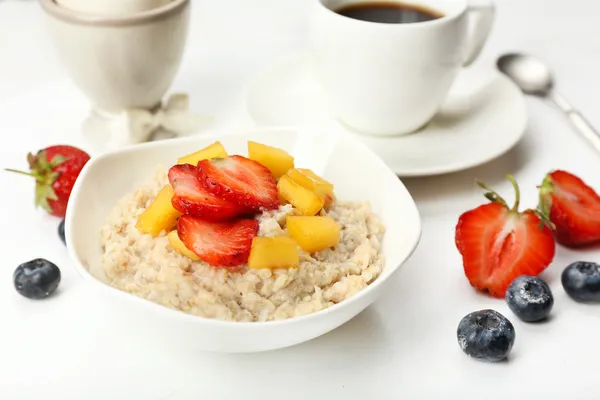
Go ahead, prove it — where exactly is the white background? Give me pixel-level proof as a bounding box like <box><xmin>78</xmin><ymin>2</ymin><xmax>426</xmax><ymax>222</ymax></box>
<box><xmin>2</xmin><ymin>0</ymin><xmax>600</xmax><ymax>398</ymax></box>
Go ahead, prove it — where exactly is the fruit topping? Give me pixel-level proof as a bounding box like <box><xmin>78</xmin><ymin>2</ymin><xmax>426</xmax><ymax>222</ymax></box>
<box><xmin>169</xmin><ymin>164</ymin><xmax>247</xmax><ymax>221</ymax></box>
<box><xmin>561</xmin><ymin>261</ymin><xmax>600</xmax><ymax>303</ymax></box>
<box><xmin>177</xmin><ymin>215</ymin><xmax>259</xmax><ymax>267</ymax></box>
<box><xmin>6</xmin><ymin>145</ymin><xmax>90</xmax><ymax>218</ymax></box>
<box><xmin>14</xmin><ymin>259</ymin><xmax>61</xmax><ymax>300</ymax></box>
<box><xmin>177</xmin><ymin>141</ymin><xmax>228</xmax><ymax>165</ymax></box>
<box><xmin>197</xmin><ymin>155</ymin><xmax>279</xmax><ymax>211</ymax></box>
<box><xmin>58</xmin><ymin>219</ymin><xmax>66</xmax><ymax>245</ymax></box>
<box><xmin>457</xmin><ymin>309</ymin><xmax>515</xmax><ymax>362</ymax></box>
<box><xmin>248</xmin><ymin>237</ymin><xmax>299</xmax><ymax>270</ymax></box>
<box><xmin>505</xmin><ymin>275</ymin><xmax>554</xmax><ymax>322</ymax></box>
<box><xmin>167</xmin><ymin>230</ymin><xmax>200</xmax><ymax>261</ymax></box>
<box><xmin>248</xmin><ymin>141</ymin><xmax>295</xmax><ymax>179</ymax></box>
<box><xmin>455</xmin><ymin>175</ymin><xmax>555</xmax><ymax>298</ymax></box>
<box><xmin>538</xmin><ymin>170</ymin><xmax>600</xmax><ymax>247</ymax></box>
<box><xmin>278</xmin><ymin>192</ymin><xmax>289</xmax><ymax>205</ymax></box>
<box><xmin>136</xmin><ymin>185</ymin><xmax>182</xmax><ymax>236</ymax></box>
<box><xmin>134</xmin><ymin>141</ymin><xmax>343</xmax><ymax>267</ymax></box>
<box><xmin>287</xmin><ymin>168</ymin><xmax>335</xmax><ymax>206</ymax></box>
<box><xmin>277</xmin><ymin>175</ymin><xmax>324</xmax><ymax>216</ymax></box>
<box><xmin>286</xmin><ymin>215</ymin><xmax>340</xmax><ymax>253</ymax></box>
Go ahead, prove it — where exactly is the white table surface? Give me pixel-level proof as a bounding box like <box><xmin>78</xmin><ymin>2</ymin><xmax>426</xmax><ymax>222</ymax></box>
<box><xmin>2</xmin><ymin>0</ymin><xmax>600</xmax><ymax>399</ymax></box>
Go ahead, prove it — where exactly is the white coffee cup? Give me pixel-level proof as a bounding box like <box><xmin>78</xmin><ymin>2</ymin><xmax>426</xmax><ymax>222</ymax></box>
<box><xmin>310</xmin><ymin>0</ymin><xmax>495</xmax><ymax>136</ymax></box>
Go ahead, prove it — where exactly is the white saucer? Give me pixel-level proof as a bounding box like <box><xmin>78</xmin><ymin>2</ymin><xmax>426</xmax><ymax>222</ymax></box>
<box><xmin>245</xmin><ymin>53</ymin><xmax>528</xmax><ymax>177</ymax></box>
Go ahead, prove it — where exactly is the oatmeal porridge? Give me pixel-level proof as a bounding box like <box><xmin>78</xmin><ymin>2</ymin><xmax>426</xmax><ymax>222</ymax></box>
<box><xmin>99</xmin><ymin>141</ymin><xmax>386</xmax><ymax>322</ymax></box>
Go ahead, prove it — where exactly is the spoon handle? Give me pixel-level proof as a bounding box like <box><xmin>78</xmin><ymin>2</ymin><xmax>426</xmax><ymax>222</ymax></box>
<box><xmin>549</xmin><ymin>92</ymin><xmax>600</xmax><ymax>154</ymax></box>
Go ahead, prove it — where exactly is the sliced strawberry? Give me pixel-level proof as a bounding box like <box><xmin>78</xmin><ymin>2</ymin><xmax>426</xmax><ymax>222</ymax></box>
<box><xmin>177</xmin><ymin>215</ymin><xmax>259</xmax><ymax>267</ymax></box>
<box><xmin>455</xmin><ymin>176</ymin><xmax>556</xmax><ymax>298</ymax></box>
<box><xmin>168</xmin><ymin>164</ymin><xmax>248</xmax><ymax>221</ymax></box>
<box><xmin>197</xmin><ymin>155</ymin><xmax>279</xmax><ymax>212</ymax></box>
<box><xmin>538</xmin><ymin>170</ymin><xmax>600</xmax><ymax>247</ymax></box>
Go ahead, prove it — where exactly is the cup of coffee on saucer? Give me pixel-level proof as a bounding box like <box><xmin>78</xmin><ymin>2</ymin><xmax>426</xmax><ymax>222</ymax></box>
<box><xmin>310</xmin><ymin>0</ymin><xmax>495</xmax><ymax>136</ymax></box>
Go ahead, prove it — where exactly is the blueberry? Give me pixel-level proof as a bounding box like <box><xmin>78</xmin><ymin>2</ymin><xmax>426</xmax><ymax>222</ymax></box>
<box><xmin>457</xmin><ymin>309</ymin><xmax>515</xmax><ymax>362</ymax></box>
<box><xmin>14</xmin><ymin>259</ymin><xmax>61</xmax><ymax>300</ymax></box>
<box><xmin>505</xmin><ymin>275</ymin><xmax>553</xmax><ymax>322</ymax></box>
<box><xmin>562</xmin><ymin>261</ymin><xmax>600</xmax><ymax>302</ymax></box>
<box><xmin>58</xmin><ymin>219</ymin><xmax>66</xmax><ymax>245</ymax></box>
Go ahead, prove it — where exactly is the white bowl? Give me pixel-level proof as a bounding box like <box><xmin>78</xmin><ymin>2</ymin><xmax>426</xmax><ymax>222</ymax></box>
<box><xmin>65</xmin><ymin>127</ymin><xmax>421</xmax><ymax>353</ymax></box>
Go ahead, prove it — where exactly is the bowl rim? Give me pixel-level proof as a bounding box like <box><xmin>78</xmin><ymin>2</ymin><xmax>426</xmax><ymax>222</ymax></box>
<box><xmin>66</xmin><ymin>126</ymin><xmax>422</xmax><ymax>328</ymax></box>
<box><xmin>39</xmin><ymin>0</ymin><xmax>189</xmax><ymax>27</ymax></box>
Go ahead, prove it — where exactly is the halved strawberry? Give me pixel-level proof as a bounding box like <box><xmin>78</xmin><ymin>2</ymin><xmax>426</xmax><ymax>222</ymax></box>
<box><xmin>455</xmin><ymin>175</ymin><xmax>556</xmax><ymax>298</ymax></box>
<box><xmin>538</xmin><ymin>170</ymin><xmax>600</xmax><ymax>247</ymax></box>
<box><xmin>177</xmin><ymin>215</ymin><xmax>259</xmax><ymax>267</ymax></box>
<box><xmin>197</xmin><ymin>155</ymin><xmax>279</xmax><ymax>212</ymax></box>
<box><xmin>168</xmin><ymin>164</ymin><xmax>248</xmax><ymax>221</ymax></box>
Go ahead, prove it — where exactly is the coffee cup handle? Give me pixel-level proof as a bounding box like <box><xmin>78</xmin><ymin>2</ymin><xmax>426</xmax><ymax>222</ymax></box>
<box><xmin>462</xmin><ymin>0</ymin><xmax>496</xmax><ymax>67</ymax></box>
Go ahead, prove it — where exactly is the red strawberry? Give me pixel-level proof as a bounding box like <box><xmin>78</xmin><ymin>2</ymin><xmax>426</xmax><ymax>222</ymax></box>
<box><xmin>538</xmin><ymin>170</ymin><xmax>600</xmax><ymax>247</ymax></box>
<box><xmin>197</xmin><ymin>155</ymin><xmax>279</xmax><ymax>212</ymax></box>
<box><xmin>455</xmin><ymin>175</ymin><xmax>555</xmax><ymax>298</ymax></box>
<box><xmin>177</xmin><ymin>215</ymin><xmax>259</xmax><ymax>267</ymax></box>
<box><xmin>168</xmin><ymin>164</ymin><xmax>248</xmax><ymax>221</ymax></box>
<box><xmin>6</xmin><ymin>145</ymin><xmax>90</xmax><ymax>217</ymax></box>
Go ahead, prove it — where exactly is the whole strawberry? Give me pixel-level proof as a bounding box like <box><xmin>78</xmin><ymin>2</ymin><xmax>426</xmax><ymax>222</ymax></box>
<box><xmin>455</xmin><ymin>175</ymin><xmax>556</xmax><ymax>298</ymax></box>
<box><xmin>538</xmin><ymin>170</ymin><xmax>600</xmax><ymax>247</ymax></box>
<box><xmin>6</xmin><ymin>145</ymin><xmax>90</xmax><ymax>218</ymax></box>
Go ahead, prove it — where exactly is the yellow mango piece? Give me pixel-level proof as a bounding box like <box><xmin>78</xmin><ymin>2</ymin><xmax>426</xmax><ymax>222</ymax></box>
<box><xmin>277</xmin><ymin>175</ymin><xmax>324</xmax><ymax>216</ymax></box>
<box><xmin>136</xmin><ymin>185</ymin><xmax>182</xmax><ymax>236</ymax></box>
<box><xmin>286</xmin><ymin>216</ymin><xmax>340</xmax><ymax>253</ymax></box>
<box><xmin>278</xmin><ymin>192</ymin><xmax>289</xmax><ymax>205</ymax></box>
<box><xmin>287</xmin><ymin>168</ymin><xmax>334</xmax><ymax>203</ymax></box>
<box><xmin>177</xmin><ymin>141</ymin><xmax>228</xmax><ymax>165</ymax></box>
<box><xmin>248</xmin><ymin>141</ymin><xmax>294</xmax><ymax>178</ymax></box>
<box><xmin>248</xmin><ymin>237</ymin><xmax>299</xmax><ymax>270</ymax></box>
<box><xmin>167</xmin><ymin>230</ymin><xmax>200</xmax><ymax>261</ymax></box>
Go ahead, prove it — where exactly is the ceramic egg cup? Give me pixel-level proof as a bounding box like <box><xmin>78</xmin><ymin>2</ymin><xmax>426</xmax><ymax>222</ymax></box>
<box><xmin>40</xmin><ymin>0</ymin><xmax>207</xmax><ymax>152</ymax></box>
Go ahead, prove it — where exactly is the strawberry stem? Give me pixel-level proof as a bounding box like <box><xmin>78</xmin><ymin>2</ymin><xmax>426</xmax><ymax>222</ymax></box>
<box><xmin>477</xmin><ymin>174</ymin><xmax>522</xmax><ymax>211</ymax></box>
<box><xmin>476</xmin><ymin>180</ymin><xmax>508</xmax><ymax>208</ymax></box>
<box><xmin>4</xmin><ymin>168</ymin><xmax>41</xmax><ymax>181</ymax></box>
<box><xmin>507</xmin><ymin>174</ymin><xmax>520</xmax><ymax>212</ymax></box>
<box><xmin>536</xmin><ymin>173</ymin><xmax>555</xmax><ymax>231</ymax></box>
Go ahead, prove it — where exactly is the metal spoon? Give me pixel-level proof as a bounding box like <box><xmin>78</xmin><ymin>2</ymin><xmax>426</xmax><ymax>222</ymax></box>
<box><xmin>497</xmin><ymin>53</ymin><xmax>600</xmax><ymax>153</ymax></box>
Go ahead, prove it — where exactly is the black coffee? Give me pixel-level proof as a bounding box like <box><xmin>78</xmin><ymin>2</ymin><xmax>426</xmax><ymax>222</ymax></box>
<box><xmin>335</xmin><ymin>1</ymin><xmax>443</xmax><ymax>24</ymax></box>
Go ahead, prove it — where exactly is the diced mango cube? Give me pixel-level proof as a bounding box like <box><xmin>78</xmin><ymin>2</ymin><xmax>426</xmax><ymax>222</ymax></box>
<box><xmin>248</xmin><ymin>141</ymin><xmax>294</xmax><ymax>178</ymax></box>
<box><xmin>286</xmin><ymin>216</ymin><xmax>340</xmax><ymax>253</ymax></box>
<box><xmin>277</xmin><ymin>175</ymin><xmax>324</xmax><ymax>216</ymax></box>
<box><xmin>136</xmin><ymin>185</ymin><xmax>182</xmax><ymax>236</ymax></box>
<box><xmin>287</xmin><ymin>168</ymin><xmax>334</xmax><ymax>203</ymax></box>
<box><xmin>248</xmin><ymin>237</ymin><xmax>299</xmax><ymax>270</ymax></box>
<box><xmin>278</xmin><ymin>192</ymin><xmax>289</xmax><ymax>205</ymax></box>
<box><xmin>177</xmin><ymin>141</ymin><xmax>228</xmax><ymax>165</ymax></box>
<box><xmin>167</xmin><ymin>230</ymin><xmax>200</xmax><ymax>261</ymax></box>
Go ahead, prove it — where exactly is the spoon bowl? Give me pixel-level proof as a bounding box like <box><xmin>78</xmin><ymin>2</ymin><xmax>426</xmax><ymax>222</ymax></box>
<box><xmin>497</xmin><ymin>53</ymin><xmax>555</xmax><ymax>96</ymax></box>
<box><xmin>497</xmin><ymin>52</ymin><xmax>600</xmax><ymax>154</ymax></box>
